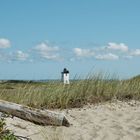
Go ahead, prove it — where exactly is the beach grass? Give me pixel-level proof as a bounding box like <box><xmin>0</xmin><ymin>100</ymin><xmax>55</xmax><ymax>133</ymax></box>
<box><xmin>0</xmin><ymin>73</ymin><xmax>140</xmax><ymax>109</ymax></box>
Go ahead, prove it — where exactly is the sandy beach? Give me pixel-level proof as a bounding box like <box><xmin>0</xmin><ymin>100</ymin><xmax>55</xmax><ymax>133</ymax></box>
<box><xmin>4</xmin><ymin>100</ymin><xmax>140</xmax><ymax>140</ymax></box>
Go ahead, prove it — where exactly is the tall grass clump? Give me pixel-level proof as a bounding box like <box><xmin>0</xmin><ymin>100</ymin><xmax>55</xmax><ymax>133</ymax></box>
<box><xmin>0</xmin><ymin>73</ymin><xmax>140</xmax><ymax>109</ymax></box>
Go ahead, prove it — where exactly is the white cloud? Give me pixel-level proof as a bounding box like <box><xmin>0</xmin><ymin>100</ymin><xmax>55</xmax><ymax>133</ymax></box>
<box><xmin>35</xmin><ymin>42</ymin><xmax>60</xmax><ymax>60</ymax></box>
<box><xmin>73</xmin><ymin>48</ymin><xmax>95</xmax><ymax>57</ymax></box>
<box><xmin>0</xmin><ymin>38</ymin><xmax>11</xmax><ymax>48</ymax></box>
<box><xmin>12</xmin><ymin>51</ymin><xmax>29</xmax><ymax>61</ymax></box>
<box><xmin>130</xmin><ymin>49</ymin><xmax>140</xmax><ymax>56</ymax></box>
<box><xmin>95</xmin><ymin>53</ymin><xmax>119</xmax><ymax>60</ymax></box>
<box><xmin>106</xmin><ymin>42</ymin><xmax>128</xmax><ymax>52</ymax></box>
<box><xmin>35</xmin><ymin>42</ymin><xmax>59</xmax><ymax>52</ymax></box>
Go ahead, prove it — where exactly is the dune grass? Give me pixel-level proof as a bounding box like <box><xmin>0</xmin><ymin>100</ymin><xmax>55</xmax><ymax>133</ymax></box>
<box><xmin>0</xmin><ymin>73</ymin><xmax>140</xmax><ymax>109</ymax></box>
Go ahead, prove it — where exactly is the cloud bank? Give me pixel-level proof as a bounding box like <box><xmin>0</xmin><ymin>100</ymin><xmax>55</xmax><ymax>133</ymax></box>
<box><xmin>72</xmin><ymin>42</ymin><xmax>139</xmax><ymax>61</ymax></box>
<box><xmin>0</xmin><ymin>38</ymin><xmax>140</xmax><ymax>62</ymax></box>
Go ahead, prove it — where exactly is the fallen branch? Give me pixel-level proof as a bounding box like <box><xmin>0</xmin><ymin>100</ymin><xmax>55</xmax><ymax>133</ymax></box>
<box><xmin>0</xmin><ymin>100</ymin><xmax>69</xmax><ymax>127</ymax></box>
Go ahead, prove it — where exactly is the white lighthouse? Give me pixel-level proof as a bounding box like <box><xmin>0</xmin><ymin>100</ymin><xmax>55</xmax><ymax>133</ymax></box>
<box><xmin>61</xmin><ymin>68</ymin><xmax>70</xmax><ymax>84</ymax></box>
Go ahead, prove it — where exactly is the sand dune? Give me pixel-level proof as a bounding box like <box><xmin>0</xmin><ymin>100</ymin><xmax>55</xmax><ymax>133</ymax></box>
<box><xmin>4</xmin><ymin>100</ymin><xmax>140</xmax><ymax>140</ymax></box>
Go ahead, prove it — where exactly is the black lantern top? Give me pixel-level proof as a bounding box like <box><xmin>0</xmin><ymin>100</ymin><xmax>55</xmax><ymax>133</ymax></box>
<box><xmin>62</xmin><ymin>68</ymin><xmax>69</xmax><ymax>74</ymax></box>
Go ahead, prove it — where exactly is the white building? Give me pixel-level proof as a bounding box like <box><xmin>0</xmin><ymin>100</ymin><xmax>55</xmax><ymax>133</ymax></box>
<box><xmin>61</xmin><ymin>68</ymin><xmax>70</xmax><ymax>84</ymax></box>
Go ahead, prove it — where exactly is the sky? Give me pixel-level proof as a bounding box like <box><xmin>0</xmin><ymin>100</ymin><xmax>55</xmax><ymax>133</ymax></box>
<box><xmin>0</xmin><ymin>0</ymin><xmax>140</xmax><ymax>80</ymax></box>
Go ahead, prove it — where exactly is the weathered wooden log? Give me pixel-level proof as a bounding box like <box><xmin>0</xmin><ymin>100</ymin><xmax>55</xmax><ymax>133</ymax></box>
<box><xmin>0</xmin><ymin>100</ymin><xmax>69</xmax><ymax>127</ymax></box>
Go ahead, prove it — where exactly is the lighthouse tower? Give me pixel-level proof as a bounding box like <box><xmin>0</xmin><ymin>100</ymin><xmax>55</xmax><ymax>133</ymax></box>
<box><xmin>61</xmin><ymin>68</ymin><xmax>70</xmax><ymax>84</ymax></box>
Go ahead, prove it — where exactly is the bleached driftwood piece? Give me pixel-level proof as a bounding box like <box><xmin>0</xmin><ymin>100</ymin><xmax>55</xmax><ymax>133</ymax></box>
<box><xmin>0</xmin><ymin>100</ymin><xmax>69</xmax><ymax>127</ymax></box>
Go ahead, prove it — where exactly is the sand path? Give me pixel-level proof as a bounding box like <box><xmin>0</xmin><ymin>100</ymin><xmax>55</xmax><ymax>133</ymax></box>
<box><xmin>4</xmin><ymin>100</ymin><xmax>140</xmax><ymax>140</ymax></box>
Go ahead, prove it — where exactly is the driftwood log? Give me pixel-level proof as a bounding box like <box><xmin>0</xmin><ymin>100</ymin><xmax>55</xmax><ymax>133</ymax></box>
<box><xmin>0</xmin><ymin>100</ymin><xmax>69</xmax><ymax>127</ymax></box>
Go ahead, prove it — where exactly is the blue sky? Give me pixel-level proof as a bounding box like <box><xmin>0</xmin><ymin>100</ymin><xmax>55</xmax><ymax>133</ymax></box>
<box><xmin>0</xmin><ymin>0</ymin><xmax>140</xmax><ymax>80</ymax></box>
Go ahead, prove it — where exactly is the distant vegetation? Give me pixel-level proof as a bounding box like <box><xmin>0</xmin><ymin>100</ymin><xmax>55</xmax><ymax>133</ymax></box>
<box><xmin>0</xmin><ymin>73</ymin><xmax>140</xmax><ymax>109</ymax></box>
<box><xmin>129</xmin><ymin>75</ymin><xmax>140</xmax><ymax>81</ymax></box>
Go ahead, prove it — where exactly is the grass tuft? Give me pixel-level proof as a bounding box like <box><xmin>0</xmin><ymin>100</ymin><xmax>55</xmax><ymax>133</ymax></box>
<box><xmin>0</xmin><ymin>73</ymin><xmax>140</xmax><ymax>109</ymax></box>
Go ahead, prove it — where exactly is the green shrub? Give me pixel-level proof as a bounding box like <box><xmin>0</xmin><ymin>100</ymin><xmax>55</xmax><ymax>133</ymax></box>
<box><xmin>0</xmin><ymin>118</ymin><xmax>17</xmax><ymax>140</ymax></box>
